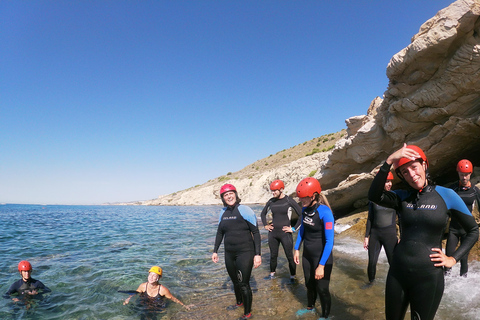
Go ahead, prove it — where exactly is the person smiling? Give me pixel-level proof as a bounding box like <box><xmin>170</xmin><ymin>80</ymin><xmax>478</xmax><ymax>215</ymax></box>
<box><xmin>4</xmin><ymin>260</ymin><xmax>51</xmax><ymax>302</ymax></box>
<box><xmin>293</xmin><ymin>177</ymin><xmax>335</xmax><ymax>320</ymax></box>
<box><xmin>368</xmin><ymin>144</ymin><xmax>479</xmax><ymax>320</ymax></box>
<box><xmin>212</xmin><ymin>184</ymin><xmax>261</xmax><ymax>320</ymax></box>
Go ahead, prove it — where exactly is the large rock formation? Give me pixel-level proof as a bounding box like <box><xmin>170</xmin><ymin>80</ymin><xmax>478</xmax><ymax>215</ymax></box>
<box><xmin>133</xmin><ymin>0</ymin><xmax>480</xmax><ymax>217</ymax></box>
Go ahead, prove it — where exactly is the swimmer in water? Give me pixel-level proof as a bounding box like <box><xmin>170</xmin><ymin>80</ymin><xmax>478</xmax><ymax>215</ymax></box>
<box><xmin>4</xmin><ymin>260</ymin><xmax>51</xmax><ymax>302</ymax></box>
<box><xmin>123</xmin><ymin>266</ymin><xmax>190</xmax><ymax>311</ymax></box>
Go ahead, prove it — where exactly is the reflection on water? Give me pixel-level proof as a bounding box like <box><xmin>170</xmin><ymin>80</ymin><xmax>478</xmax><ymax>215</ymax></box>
<box><xmin>0</xmin><ymin>204</ymin><xmax>478</xmax><ymax>319</ymax></box>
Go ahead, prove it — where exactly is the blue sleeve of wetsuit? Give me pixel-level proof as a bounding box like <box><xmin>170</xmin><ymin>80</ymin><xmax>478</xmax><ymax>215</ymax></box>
<box><xmin>238</xmin><ymin>205</ymin><xmax>262</xmax><ymax>255</ymax></box>
<box><xmin>318</xmin><ymin>205</ymin><xmax>335</xmax><ymax>266</ymax></box>
<box><xmin>294</xmin><ymin>216</ymin><xmax>304</xmax><ymax>250</ymax></box>
<box><xmin>437</xmin><ymin>186</ymin><xmax>479</xmax><ymax>262</ymax></box>
<box><xmin>260</xmin><ymin>199</ymin><xmax>272</xmax><ymax>226</ymax></box>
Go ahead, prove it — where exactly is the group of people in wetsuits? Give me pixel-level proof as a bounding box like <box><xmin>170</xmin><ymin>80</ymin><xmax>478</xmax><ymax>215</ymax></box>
<box><xmin>5</xmin><ymin>144</ymin><xmax>479</xmax><ymax>320</ymax></box>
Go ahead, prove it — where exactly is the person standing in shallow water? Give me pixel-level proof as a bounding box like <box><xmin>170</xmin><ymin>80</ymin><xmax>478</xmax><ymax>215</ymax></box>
<box><xmin>363</xmin><ymin>171</ymin><xmax>398</xmax><ymax>285</ymax></box>
<box><xmin>293</xmin><ymin>177</ymin><xmax>334</xmax><ymax>320</ymax></box>
<box><xmin>261</xmin><ymin>179</ymin><xmax>302</xmax><ymax>283</ymax></box>
<box><xmin>212</xmin><ymin>184</ymin><xmax>261</xmax><ymax>320</ymax></box>
<box><xmin>368</xmin><ymin>144</ymin><xmax>479</xmax><ymax>320</ymax></box>
<box><xmin>444</xmin><ymin>159</ymin><xmax>480</xmax><ymax>277</ymax></box>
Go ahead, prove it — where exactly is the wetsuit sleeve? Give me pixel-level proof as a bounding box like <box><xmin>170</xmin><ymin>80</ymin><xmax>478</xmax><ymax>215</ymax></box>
<box><xmin>213</xmin><ymin>210</ymin><xmax>226</xmax><ymax>253</ymax></box>
<box><xmin>294</xmin><ymin>216</ymin><xmax>304</xmax><ymax>250</ymax></box>
<box><xmin>475</xmin><ymin>186</ymin><xmax>480</xmax><ymax>211</ymax></box>
<box><xmin>368</xmin><ymin>162</ymin><xmax>402</xmax><ymax>209</ymax></box>
<box><xmin>238</xmin><ymin>205</ymin><xmax>262</xmax><ymax>255</ymax></box>
<box><xmin>437</xmin><ymin>186</ymin><xmax>479</xmax><ymax>262</ymax></box>
<box><xmin>3</xmin><ymin>280</ymin><xmax>21</xmax><ymax>298</ymax></box>
<box><xmin>260</xmin><ymin>199</ymin><xmax>272</xmax><ymax>226</ymax></box>
<box><xmin>36</xmin><ymin>280</ymin><xmax>51</xmax><ymax>293</ymax></box>
<box><xmin>318</xmin><ymin>205</ymin><xmax>335</xmax><ymax>266</ymax></box>
<box><xmin>365</xmin><ymin>202</ymin><xmax>374</xmax><ymax>237</ymax></box>
<box><xmin>287</xmin><ymin>196</ymin><xmax>303</xmax><ymax>230</ymax></box>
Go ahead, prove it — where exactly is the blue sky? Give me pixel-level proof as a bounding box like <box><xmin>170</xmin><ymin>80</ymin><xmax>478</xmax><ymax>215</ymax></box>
<box><xmin>1</xmin><ymin>0</ymin><xmax>453</xmax><ymax>205</ymax></box>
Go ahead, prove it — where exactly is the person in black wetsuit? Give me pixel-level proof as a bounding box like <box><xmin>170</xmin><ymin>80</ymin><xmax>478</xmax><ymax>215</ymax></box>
<box><xmin>212</xmin><ymin>184</ymin><xmax>261</xmax><ymax>320</ymax></box>
<box><xmin>363</xmin><ymin>171</ymin><xmax>397</xmax><ymax>285</ymax></box>
<box><xmin>261</xmin><ymin>179</ymin><xmax>302</xmax><ymax>283</ymax></box>
<box><xmin>293</xmin><ymin>177</ymin><xmax>334</xmax><ymax>320</ymax></box>
<box><xmin>444</xmin><ymin>159</ymin><xmax>480</xmax><ymax>277</ymax></box>
<box><xmin>123</xmin><ymin>266</ymin><xmax>190</xmax><ymax>310</ymax></box>
<box><xmin>368</xmin><ymin>144</ymin><xmax>479</xmax><ymax>320</ymax></box>
<box><xmin>4</xmin><ymin>260</ymin><xmax>51</xmax><ymax>302</ymax></box>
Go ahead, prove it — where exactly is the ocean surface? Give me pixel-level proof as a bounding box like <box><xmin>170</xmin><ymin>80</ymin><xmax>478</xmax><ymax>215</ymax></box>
<box><xmin>1</xmin><ymin>204</ymin><xmax>479</xmax><ymax>320</ymax></box>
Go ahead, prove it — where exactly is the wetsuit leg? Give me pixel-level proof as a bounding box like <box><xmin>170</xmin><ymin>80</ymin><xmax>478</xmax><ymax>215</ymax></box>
<box><xmin>302</xmin><ymin>255</ymin><xmax>317</xmax><ymax>307</ymax></box>
<box><xmin>408</xmin><ymin>268</ymin><xmax>444</xmax><ymax>320</ymax></box>
<box><xmin>385</xmin><ymin>268</ymin><xmax>409</xmax><ymax>320</ymax></box>
<box><xmin>459</xmin><ymin>232</ymin><xmax>469</xmax><ymax>276</ymax></box>
<box><xmin>279</xmin><ymin>232</ymin><xmax>296</xmax><ymax>276</ymax></box>
<box><xmin>444</xmin><ymin>230</ymin><xmax>460</xmax><ymax>275</ymax></box>
<box><xmin>367</xmin><ymin>229</ymin><xmax>381</xmax><ymax>282</ymax></box>
<box><xmin>316</xmin><ymin>263</ymin><xmax>332</xmax><ymax>318</ymax></box>
<box><xmin>225</xmin><ymin>250</ymin><xmax>255</xmax><ymax>315</ymax></box>
<box><xmin>268</xmin><ymin>231</ymin><xmax>280</xmax><ymax>273</ymax></box>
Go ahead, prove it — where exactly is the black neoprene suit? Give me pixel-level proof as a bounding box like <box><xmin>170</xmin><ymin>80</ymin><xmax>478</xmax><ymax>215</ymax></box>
<box><xmin>369</xmin><ymin>162</ymin><xmax>479</xmax><ymax>320</ymax></box>
<box><xmin>365</xmin><ymin>202</ymin><xmax>397</xmax><ymax>282</ymax></box>
<box><xmin>214</xmin><ymin>203</ymin><xmax>261</xmax><ymax>316</ymax></box>
<box><xmin>260</xmin><ymin>195</ymin><xmax>302</xmax><ymax>275</ymax></box>
<box><xmin>4</xmin><ymin>278</ymin><xmax>51</xmax><ymax>299</ymax></box>
<box><xmin>445</xmin><ymin>183</ymin><xmax>480</xmax><ymax>276</ymax></box>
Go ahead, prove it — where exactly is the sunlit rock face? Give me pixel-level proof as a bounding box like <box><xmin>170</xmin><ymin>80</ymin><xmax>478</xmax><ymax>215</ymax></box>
<box><xmin>320</xmin><ymin>0</ymin><xmax>480</xmax><ymax>214</ymax></box>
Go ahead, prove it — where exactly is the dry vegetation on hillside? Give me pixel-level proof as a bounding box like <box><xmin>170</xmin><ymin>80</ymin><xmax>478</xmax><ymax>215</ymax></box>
<box><xmin>212</xmin><ymin>129</ymin><xmax>347</xmax><ymax>183</ymax></box>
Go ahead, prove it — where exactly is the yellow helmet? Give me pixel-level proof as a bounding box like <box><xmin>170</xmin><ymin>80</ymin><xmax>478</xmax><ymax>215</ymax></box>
<box><xmin>149</xmin><ymin>266</ymin><xmax>162</xmax><ymax>276</ymax></box>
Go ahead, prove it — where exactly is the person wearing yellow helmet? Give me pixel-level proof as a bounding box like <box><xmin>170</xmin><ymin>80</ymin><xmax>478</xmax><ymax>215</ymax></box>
<box><xmin>123</xmin><ymin>266</ymin><xmax>190</xmax><ymax>311</ymax></box>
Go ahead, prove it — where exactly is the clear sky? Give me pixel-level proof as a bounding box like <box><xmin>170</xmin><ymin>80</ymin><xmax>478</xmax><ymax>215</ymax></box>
<box><xmin>1</xmin><ymin>0</ymin><xmax>453</xmax><ymax>205</ymax></box>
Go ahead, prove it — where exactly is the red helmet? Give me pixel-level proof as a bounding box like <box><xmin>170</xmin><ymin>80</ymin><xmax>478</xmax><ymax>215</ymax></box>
<box><xmin>270</xmin><ymin>180</ymin><xmax>284</xmax><ymax>191</ymax></box>
<box><xmin>457</xmin><ymin>159</ymin><xmax>473</xmax><ymax>173</ymax></box>
<box><xmin>296</xmin><ymin>177</ymin><xmax>321</xmax><ymax>198</ymax></box>
<box><xmin>18</xmin><ymin>260</ymin><xmax>32</xmax><ymax>272</ymax></box>
<box><xmin>387</xmin><ymin>172</ymin><xmax>394</xmax><ymax>180</ymax></box>
<box><xmin>220</xmin><ymin>184</ymin><xmax>236</xmax><ymax>196</ymax></box>
<box><xmin>394</xmin><ymin>145</ymin><xmax>428</xmax><ymax>169</ymax></box>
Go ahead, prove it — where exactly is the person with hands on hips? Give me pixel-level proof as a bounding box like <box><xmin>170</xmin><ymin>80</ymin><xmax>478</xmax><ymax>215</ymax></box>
<box><xmin>368</xmin><ymin>144</ymin><xmax>479</xmax><ymax>320</ymax></box>
<box><xmin>261</xmin><ymin>179</ymin><xmax>302</xmax><ymax>283</ymax></box>
<box><xmin>293</xmin><ymin>177</ymin><xmax>335</xmax><ymax>320</ymax></box>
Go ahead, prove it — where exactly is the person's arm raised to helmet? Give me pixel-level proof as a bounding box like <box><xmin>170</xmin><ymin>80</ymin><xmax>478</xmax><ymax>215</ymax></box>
<box><xmin>386</xmin><ymin>143</ymin><xmax>420</xmax><ymax>166</ymax></box>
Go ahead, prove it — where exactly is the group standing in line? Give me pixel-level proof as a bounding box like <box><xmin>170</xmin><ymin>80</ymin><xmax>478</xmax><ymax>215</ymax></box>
<box><xmin>5</xmin><ymin>147</ymin><xmax>479</xmax><ymax>320</ymax></box>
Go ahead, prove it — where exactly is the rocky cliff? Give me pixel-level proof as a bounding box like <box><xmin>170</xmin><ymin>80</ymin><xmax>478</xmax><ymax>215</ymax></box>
<box><xmin>133</xmin><ymin>0</ymin><xmax>480</xmax><ymax>216</ymax></box>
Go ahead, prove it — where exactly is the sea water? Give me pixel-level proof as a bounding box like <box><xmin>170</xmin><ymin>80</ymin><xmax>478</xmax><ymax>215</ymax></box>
<box><xmin>1</xmin><ymin>204</ymin><xmax>479</xmax><ymax>320</ymax></box>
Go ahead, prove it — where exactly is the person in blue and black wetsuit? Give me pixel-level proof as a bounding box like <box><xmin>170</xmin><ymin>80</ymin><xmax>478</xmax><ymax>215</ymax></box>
<box><xmin>368</xmin><ymin>144</ymin><xmax>479</xmax><ymax>320</ymax></box>
<box><xmin>445</xmin><ymin>159</ymin><xmax>480</xmax><ymax>277</ymax></box>
<box><xmin>293</xmin><ymin>177</ymin><xmax>334</xmax><ymax>320</ymax></box>
<box><xmin>4</xmin><ymin>260</ymin><xmax>51</xmax><ymax>302</ymax></box>
<box><xmin>212</xmin><ymin>184</ymin><xmax>261</xmax><ymax>320</ymax></box>
<box><xmin>363</xmin><ymin>171</ymin><xmax>398</xmax><ymax>285</ymax></box>
<box><xmin>261</xmin><ymin>179</ymin><xmax>302</xmax><ymax>283</ymax></box>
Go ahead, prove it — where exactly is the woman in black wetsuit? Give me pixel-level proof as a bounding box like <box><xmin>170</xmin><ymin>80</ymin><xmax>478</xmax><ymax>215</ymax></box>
<box><xmin>445</xmin><ymin>159</ymin><xmax>480</xmax><ymax>277</ymax></box>
<box><xmin>368</xmin><ymin>144</ymin><xmax>479</xmax><ymax>320</ymax></box>
<box><xmin>363</xmin><ymin>171</ymin><xmax>397</xmax><ymax>285</ymax></box>
<box><xmin>212</xmin><ymin>184</ymin><xmax>261</xmax><ymax>320</ymax></box>
<box><xmin>123</xmin><ymin>266</ymin><xmax>190</xmax><ymax>310</ymax></box>
<box><xmin>293</xmin><ymin>177</ymin><xmax>335</xmax><ymax>320</ymax></box>
<box><xmin>261</xmin><ymin>179</ymin><xmax>302</xmax><ymax>283</ymax></box>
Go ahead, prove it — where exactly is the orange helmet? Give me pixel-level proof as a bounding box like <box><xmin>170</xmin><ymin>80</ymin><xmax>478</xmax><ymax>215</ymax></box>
<box><xmin>270</xmin><ymin>180</ymin><xmax>284</xmax><ymax>191</ymax></box>
<box><xmin>18</xmin><ymin>260</ymin><xmax>32</xmax><ymax>272</ymax></box>
<box><xmin>457</xmin><ymin>159</ymin><xmax>473</xmax><ymax>173</ymax></box>
<box><xmin>296</xmin><ymin>177</ymin><xmax>321</xmax><ymax>198</ymax></box>
<box><xmin>220</xmin><ymin>184</ymin><xmax>236</xmax><ymax>196</ymax></box>
<box><xmin>394</xmin><ymin>145</ymin><xmax>428</xmax><ymax>169</ymax></box>
<box><xmin>387</xmin><ymin>172</ymin><xmax>394</xmax><ymax>180</ymax></box>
